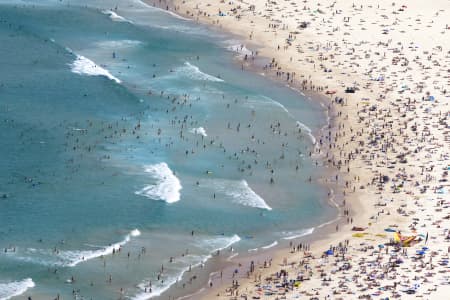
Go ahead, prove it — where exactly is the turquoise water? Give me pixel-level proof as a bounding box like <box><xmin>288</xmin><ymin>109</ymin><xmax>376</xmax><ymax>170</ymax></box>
<box><xmin>0</xmin><ymin>1</ymin><xmax>335</xmax><ymax>299</ymax></box>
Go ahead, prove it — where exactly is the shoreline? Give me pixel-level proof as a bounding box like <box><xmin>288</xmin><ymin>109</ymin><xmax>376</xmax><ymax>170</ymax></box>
<box><xmin>144</xmin><ymin>0</ymin><xmax>450</xmax><ymax>299</ymax></box>
<box><xmin>143</xmin><ymin>1</ymin><xmax>369</xmax><ymax>299</ymax></box>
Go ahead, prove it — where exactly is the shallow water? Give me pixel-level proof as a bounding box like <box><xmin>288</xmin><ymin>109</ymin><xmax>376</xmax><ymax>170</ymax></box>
<box><xmin>0</xmin><ymin>1</ymin><xmax>336</xmax><ymax>299</ymax></box>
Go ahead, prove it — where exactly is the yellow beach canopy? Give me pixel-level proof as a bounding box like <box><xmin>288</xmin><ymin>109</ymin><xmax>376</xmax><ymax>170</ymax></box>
<box><xmin>352</xmin><ymin>232</ymin><xmax>368</xmax><ymax>238</ymax></box>
<box><xmin>394</xmin><ymin>232</ymin><xmax>401</xmax><ymax>243</ymax></box>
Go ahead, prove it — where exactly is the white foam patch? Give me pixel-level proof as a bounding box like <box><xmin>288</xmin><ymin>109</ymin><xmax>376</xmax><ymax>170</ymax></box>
<box><xmin>135</xmin><ymin>163</ymin><xmax>182</xmax><ymax>203</ymax></box>
<box><xmin>96</xmin><ymin>40</ymin><xmax>142</xmax><ymax>48</ymax></box>
<box><xmin>261</xmin><ymin>241</ymin><xmax>278</xmax><ymax>249</ymax></box>
<box><xmin>175</xmin><ymin>62</ymin><xmax>224</xmax><ymax>82</ymax></box>
<box><xmin>189</xmin><ymin>127</ymin><xmax>207</xmax><ymax>137</ymax></box>
<box><xmin>131</xmin><ymin>234</ymin><xmax>240</xmax><ymax>300</ymax></box>
<box><xmin>282</xmin><ymin>227</ymin><xmax>315</xmax><ymax>240</ymax></box>
<box><xmin>12</xmin><ymin>230</ymin><xmax>140</xmax><ymax>267</ymax></box>
<box><xmin>0</xmin><ymin>278</ymin><xmax>35</xmax><ymax>300</ymax></box>
<box><xmin>102</xmin><ymin>10</ymin><xmax>132</xmax><ymax>23</ymax></box>
<box><xmin>210</xmin><ymin>179</ymin><xmax>272</xmax><ymax>210</ymax></box>
<box><xmin>70</xmin><ymin>55</ymin><xmax>121</xmax><ymax>83</ymax></box>
<box><xmin>227</xmin><ymin>253</ymin><xmax>239</xmax><ymax>261</ymax></box>
<box><xmin>226</xmin><ymin>44</ymin><xmax>253</xmax><ymax>56</ymax></box>
<box><xmin>199</xmin><ymin>234</ymin><xmax>241</xmax><ymax>253</ymax></box>
<box><xmin>145</xmin><ymin>24</ymin><xmax>194</xmax><ymax>33</ymax></box>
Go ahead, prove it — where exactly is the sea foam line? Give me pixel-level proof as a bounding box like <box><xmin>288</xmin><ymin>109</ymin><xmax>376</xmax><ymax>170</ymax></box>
<box><xmin>11</xmin><ymin>230</ymin><xmax>140</xmax><ymax>267</ymax></box>
<box><xmin>102</xmin><ymin>10</ymin><xmax>132</xmax><ymax>23</ymax></box>
<box><xmin>230</xmin><ymin>180</ymin><xmax>271</xmax><ymax>210</ymax></box>
<box><xmin>135</xmin><ymin>163</ymin><xmax>182</xmax><ymax>203</ymax></box>
<box><xmin>70</xmin><ymin>54</ymin><xmax>121</xmax><ymax>83</ymax></box>
<box><xmin>96</xmin><ymin>40</ymin><xmax>142</xmax><ymax>49</ymax></box>
<box><xmin>296</xmin><ymin>121</ymin><xmax>317</xmax><ymax>145</ymax></box>
<box><xmin>282</xmin><ymin>227</ymin><xmax>315</xmax><ymax>240</ymax></box>
<box><xmin>132</xmin><ymin>234</ymin><xmax>240</xmax><ymax>300</ymax></box>
<box><xmin>60</xmin><ymin>229</ymin><xmax>141</xmax><ymax>267</ymax></box>
<box><xmin>261</xmin><ymin>241</ymin><xmax>278</xmax><ymax>249</ymax></box>
<box><xmin>209</xmin><ymin>179</ymin><xmax>272</xmax><ymax>210</ymax></box>
<box><xmin>0</xmin><ymin>278</ymin><xmax>35</xmax><ymax>300</ymax></box>
<box><xmin>176</xmin><ymin>62</ymin><xmax>224</xmax><ymax>82</ymax></box>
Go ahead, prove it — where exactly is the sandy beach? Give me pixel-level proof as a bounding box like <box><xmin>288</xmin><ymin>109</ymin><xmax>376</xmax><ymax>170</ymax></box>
<box><xmin>143</xmin><ymin>0</ymin><xmax>450</xmax><ymax>299</ymax></box>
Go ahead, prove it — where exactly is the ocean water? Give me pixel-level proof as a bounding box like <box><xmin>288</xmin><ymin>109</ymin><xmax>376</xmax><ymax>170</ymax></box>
<box><xmin>0</xmin><ymin>1</ymin><xmax>336</xmax><ymax>299</ymax></box>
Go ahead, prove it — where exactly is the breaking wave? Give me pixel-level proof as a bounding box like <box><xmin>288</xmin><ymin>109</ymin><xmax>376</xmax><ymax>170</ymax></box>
<box><xmin>0</xmin><ymin>278</ymin><xmax>35</xmax><ymax>300</ymax></box>
<box><xmin>135</xmin><ymin>163</ymin><xmax>182</xmax><ymax>203</ymax></box>
<box><xmin>70</xmin><ymin>54</ymin><xmax>121</xmax><ymax>83</ymax></box>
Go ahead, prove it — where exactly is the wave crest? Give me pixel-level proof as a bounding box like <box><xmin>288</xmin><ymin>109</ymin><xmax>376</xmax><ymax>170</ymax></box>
<box><xmin>135</xmin><ymin>163</ymin><xmax>182</xmax><ymax>203</ymax></box>
<box><xmin>0</xmin><ymin>278</ymin><xmax>35</xmax><ymax>300</ymax></box>
<box><xmin>70</xmin><ymin>54</ymin><xmax>121</xmax><ymax>83</ymax></box>
<box><xmin>210</xmin><ymin>179</ymin><xmax>272</xmax><ymax>210</ymax></box>
<box><xmin>9</xmin><ymin>229</ymin><xmax>140</xmax><ymax>267</ymax></box>
<box><xmin>175</xmin><ymin>62</ymin><xmax>224</xmax><ymax>82</ymax></box>
<box><xmin>102</xmin><ymin>10</ymin><xmax>132</xmax><ymax>23</ymax></box>
<box><xmin>282</xmin><ymin>227</ymin><xmax>315</xmax><ymax>240</ymax></box>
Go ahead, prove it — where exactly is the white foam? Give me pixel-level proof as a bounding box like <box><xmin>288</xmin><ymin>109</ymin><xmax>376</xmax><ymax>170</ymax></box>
<box><xmin>227</xmin><ymin>253</ymin><xmax>239</xmax><ymax>261</ymax></box>
<box><xmin>135</xmin><ymin>163</ymin><xmax>182</xmax><ymax>203</ymax></box>
<box><xmin>270</xmin><ymin>98</ymin><xmax>316</xmax><ymax>145</ymax></box>
<box><xmin>230</xmin><ymin>180</ymin><xmax>272</xmax><ymax>210</ymax></box>
<box><xmin>96</xmin><ymin>40</ymin><xmax>142</xmax><ymax>48</ymax></box>
<box><xmin>200</xmin><ymin>234</ymin><xmax>241</xmax><ymax>253</ymax></box>
<box><xmin>102</xmin><ymin>10</ymin><xmax>131</xmax><ymax>23</ymax></box>
<box><xmin>130</xmin><ymin>229</ymin><xmax>141</xmax><ymax>237</ymax></box>
<box><xmin>207</xmin><ymin>179</ymin><xmax>271</xmax><ymax>210</ymax></box>
<box><xmin>261</xmin><ymin>241</ymin><xmax>278</xmax><ymax>249</ymax></box>
<box><xmin>175</xmin><ymin>62</ymin><xmax>224</xmax><ymax>82</ymax></box>
<box><xmin>189</xmin><ymin>127</ymin><xmax>207</xmax><ymax>137</ymax></box>
<box><xmin>132</xmin><ymin>234</ymin><xmax>240</xmax><ymax>300</ymax></box>
<box><xmin>0</xmin><ymin>278</ymin><xmax>35</xmax><ymax>300</ymax></box>
<box><xmin>282</xmin><ymin>227</ymin><xmax>315</xmax><ymax>240</ymax></box>
<box><xmin>316</xmin><ymin>216</ymin><xmax>341</xmax><ymax>229</ymax></box>
<box><xmin>13</xmin><ymin>229</ymin><xmax>140</xmax><ymax>267</ymax></box>
<box><xmin>57</xmin><ymin>229</ymin><xmax>140</xmax><ymax>267</ymax></box>
<box><xmin>70</xmin><ymin>55</ymin><xmax>121</xmax><ymax>83</ymax></box>
<box><xmin>226</xmin><ymin>44</ymin><xmax>253</xmax><ymax>57</ymax></box>
<box><xmin>296</xmin><ymin>121</ymin><xmax>316</xmax><ymax>145</ymax></box>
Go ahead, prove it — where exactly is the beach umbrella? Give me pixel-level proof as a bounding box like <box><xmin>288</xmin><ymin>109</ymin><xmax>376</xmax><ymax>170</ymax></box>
<box><xmin>378</xmin><ymin>244</ymin><xmax>385</xmax><ymax>248</ymax></box>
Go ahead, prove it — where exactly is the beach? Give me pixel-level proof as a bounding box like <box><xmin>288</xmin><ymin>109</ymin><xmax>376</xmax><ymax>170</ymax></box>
<box><xmin>0</xmin><ymin>0</ymin><xmax>448</xmax><ymax>299</ymax></box>
<box><xmin>145</xmin><ymin>0</ymin><xmax>450</xmax><ymax>299</ymax></box>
